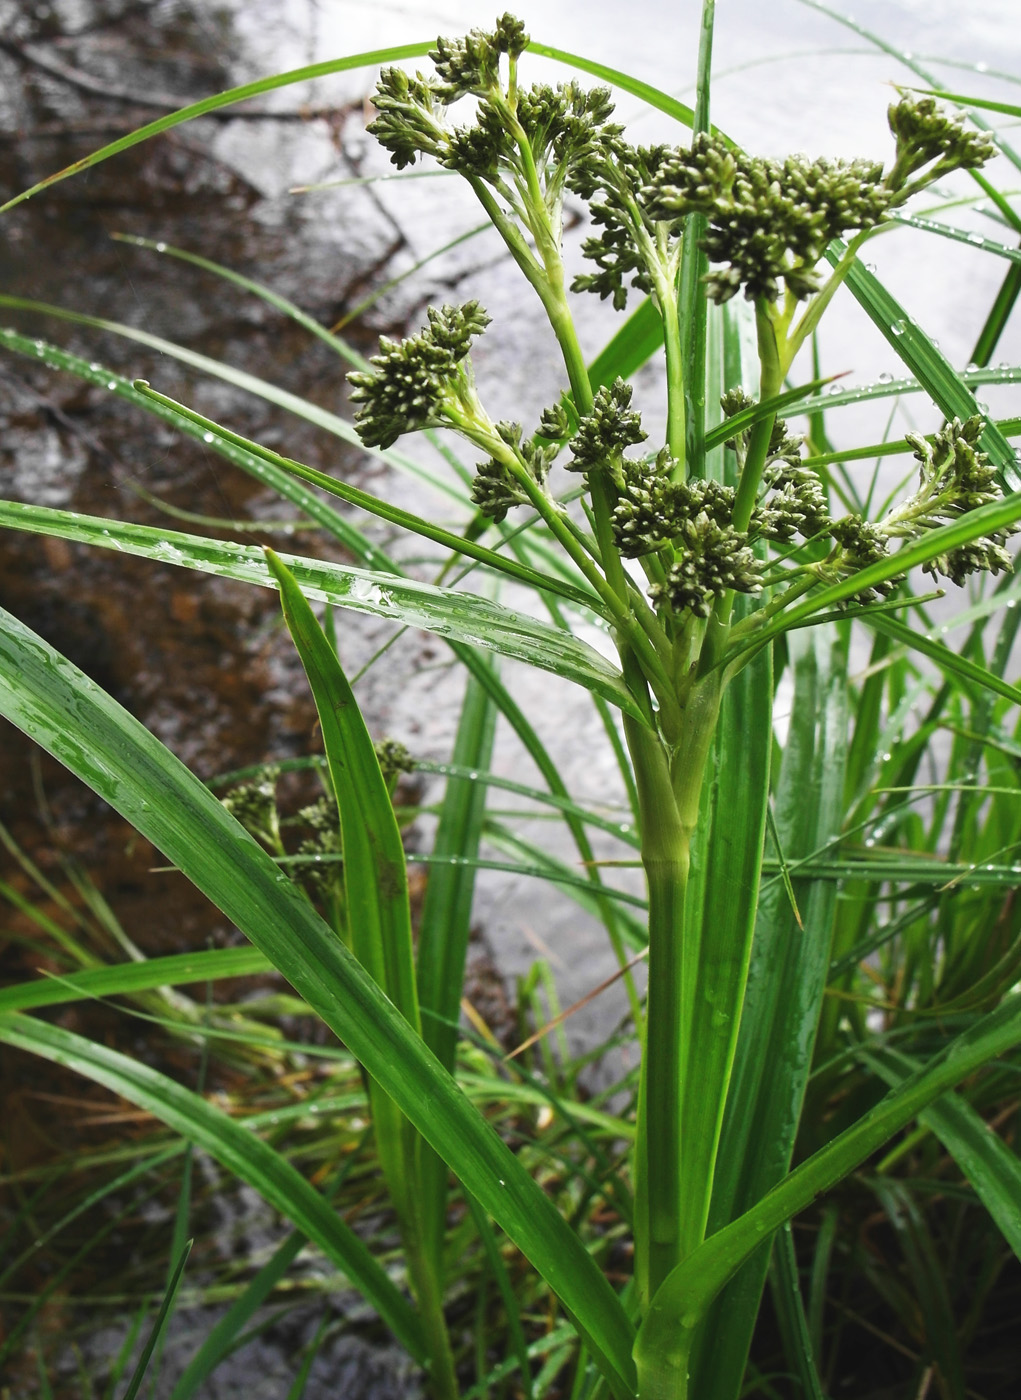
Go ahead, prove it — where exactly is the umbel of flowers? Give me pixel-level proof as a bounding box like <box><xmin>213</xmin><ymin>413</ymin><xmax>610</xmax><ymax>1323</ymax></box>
<box><xmin>349</xmin><ymin>14</ymin><xmax>1013</xmax><ymax>1382</ymax></box>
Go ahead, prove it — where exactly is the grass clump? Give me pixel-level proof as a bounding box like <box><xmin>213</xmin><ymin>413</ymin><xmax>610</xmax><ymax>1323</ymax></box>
<box><xmin>2</xmin><ymin>6</ymin><xmax>1021</xmax><ymax>1399</ymax></box>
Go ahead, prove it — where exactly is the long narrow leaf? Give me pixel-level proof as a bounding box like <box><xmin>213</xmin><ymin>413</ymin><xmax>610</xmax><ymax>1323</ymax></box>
<box><xmin>0</xmin><ymin>500</ymin><xmax>642</xmax><ymax>721</ymax></box>
<box><xmin>0</xmin><ymin>608</ymin><xmax>637</xmax><ymax>1398</ymax></box>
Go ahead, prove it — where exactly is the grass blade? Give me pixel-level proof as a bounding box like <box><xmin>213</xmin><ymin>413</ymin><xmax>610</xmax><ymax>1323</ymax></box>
<box><xmin>691</xmin><ymin>625</ymin><xmax>849</xmax><ymax>1400</ymax></box>
<box><xmin>0</xmin><ymin>947</ymin><xmax>269</xmax><ymax>1014</ymax></box>
<box><xmin>0</xmin><ymin>44</ymin><xmax>437</xmax><ymax>214</ymax></box>
<box><xmin>0</xmin><ymin>1012</ymin><xmax>425</xmax><ymax>1360</ymax></box>
<box><xmin>0</xmin><ymin>499</ymin><xmax>641</xmax><ymax>721</ymax></box>
<box><xmin>119</xmin><ymin>1239</ymin><xmax>192</xmax><ymax>1400</ymax></box>
<box><xmin>867</xmin><ymin>1047</ymin><xmax>1021</xmax><ymax>1262</ymax></box>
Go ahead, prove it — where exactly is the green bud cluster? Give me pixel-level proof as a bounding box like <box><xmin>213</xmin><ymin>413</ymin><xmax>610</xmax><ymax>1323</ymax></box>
<box><xmin>649</xmin><ymin>515</ymin><xmax>762</xmax><ymax>618</ymax></box>
<box><xmin>347</xmin><ymin>302</ymin><xmax>490</xmax><ymax>449</ymax></box>
<box><xmin>366</xmin><ymin>13</ymin><xmax>620</xmax><ymax>205</ymax></box>
<box><xmin>568</xmin><ymin>142</ymin><xmax>677</xmax><ymax>309</ymax></box>
<box><xmin>755</xmin><ymin>460</ymin><xmax>831</xmax><ymax>543</ymax></box>
<box><xmin>643</xmin><ymin>135</ymin><xmax>889</xmax><ymax>303</ymax></box>
<box><xmin>221</xmin><ymin>770</ymin><xmax>280</xmax><ymax>847</ymax></box>
<box><xmin>430</xmin><ymin>14</ymin><xmax>528</xmax><ymax>100</ymax></box>
<box><xmin>828</xmin><ymin>516</ymin><xmax>901</xmax><ymax>603</ymax></box>
<box><xmin>374</xmin><ymin>737</ymin><xmax>416</xmax><ymax>786</ymax></box>
<box><xmin>567</xmin><ymin>94</ymin><xmax>995</xmax><ymax>311</ymax></box>
<box><xmin>885</xmin><ymin>95</ymin><xmax>996</xmax><ymax>198</ymax></box>
<box><xmin>566</xmin><ymin>378</ymin><xmax>647</xmax><ymax>482</ymax></box>
<box><xmin>613</xmin><ymin>452</ymin><xmax>736</xmax><ymax>558</ymax></box>
<box><xmin>471</xmin><ymin>421</ymin><xmax>559</xmax><ymax>521</ymax></box>
<box><xmin>892</xmin><ymin>416</ymin><xmax>1015</xmax><ymax>585</ymax></box>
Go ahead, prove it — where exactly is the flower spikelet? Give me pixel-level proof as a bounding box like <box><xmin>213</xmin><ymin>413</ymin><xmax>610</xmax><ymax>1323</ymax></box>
<box><xmin>430</xmin><ymin>13</ymin><xmax>528</xmax><ymax>100</ymax></box>
<box><xmin>567</xmin><ymin>378</ymin><xmax>647</xmax><ymax>481</ymax></box>
<box><xmin>471</xmin><ymin>421</ymin><xmax>558</xmax><ymax>522</ymax></box>
<box><xmin>367</xmin><ymin>67</ymin><xmax>449</xmax><ymax>170</ymax></box>
<box><xmin>569</xmin><ymin>142</ymin><xmax>674</xmax><ymax>308</ymax></box>
<box><xmin>612</xmin><ymin>453</ymin><xmax>737</xmax><ymax>557</ymax></box>
<box><xmin>830</xmin><ymin>516</ymin><xmax>901</xmax><ymax>602</ymax></box>
<box><xmin>644</xmin><ymin>134</ymin><xmax>890</xmax><ymax>303</ymax></box>
<box><xmin>649</xmin><ymin>514</ymin><xmax>762</xmax><ymax>617</ymax></box>
<box><xmin>886</xmin><ymin>95</ymin><xmax>996</xmax><ymax>196</ymax></box>
<box><xmin>347</xmin><ymin>302</ymin><xmax>490</xmax><ymax>449</ymax></box>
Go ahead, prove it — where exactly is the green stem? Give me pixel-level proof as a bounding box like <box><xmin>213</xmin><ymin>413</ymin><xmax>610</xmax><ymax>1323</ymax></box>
<box><xmin>660</xmin><ymin>288</ymin><xmax>687</xmax><ymax>466</ymax></box>
<box><xmin>630</xmin><ymin>672</ymin><xmax>720</xmax><ymax>1309</ymax></box>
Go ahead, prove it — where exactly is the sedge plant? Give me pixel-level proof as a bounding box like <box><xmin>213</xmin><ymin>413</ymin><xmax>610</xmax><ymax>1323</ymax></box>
<box><xmin>2</xmin><ymin>6</ymin><xmax>1021</xmax><ymax>1399</ymax></box>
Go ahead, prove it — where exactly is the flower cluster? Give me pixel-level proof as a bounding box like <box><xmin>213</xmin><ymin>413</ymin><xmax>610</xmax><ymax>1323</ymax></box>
<box><xmin>348</xmin><ymin>303</ymin><xmax>490</xmax><ymax>449</ymax></box>
<box><xmin>565</xmin><ymin>378</ymin><xmax>647</xmax><ymax>484</ymax></box>
<box><xmin>471</xmin><ymin>421</ymin><xmax>559</xmax><ymax>521</ymax></box>
<box><xmin>367</xmin><ymin>14</ymin><xmax>620</xmax><ymax>202</ymax></box>
<box><xmin>568</xmin><ymin>94</ymin><xmax>996</xmax><ymax>309</ymax></box>
<box><xmin>642</xmin><ymin>137</ymin><xmax>889</xmax><ymax>303</ymax></box>
<box><xmin>221</xmin><ymin>769</ymin><xmax>281</xmax><ymax>848</ymax></box>
<box><xmin>886</xmin><ymin>95</ymin><xmax>997</xmax><ymax>199</ymax></box>
<box><xmin>897</xmin><ymin>416</ymin><xmax>1015</xmax><ymax>584</ymax></box>
<box><xmin>430</xmin><ymin>13</ymin><xmax>528</xmax><ymax>99</ymax></box>
<box><xmin>649</xmin><ymin>519</ymin><xmax>762</xmax><ymax>619</ymax></box>
<box><xmin>827</xmin><ymin>515</ymin><xmax>901</xmax><ymax>603</ymax></box>
<box><xmin>567</xmin><ymin>142</ymin><xmax>678</xmax><ymax>309</ymax></box>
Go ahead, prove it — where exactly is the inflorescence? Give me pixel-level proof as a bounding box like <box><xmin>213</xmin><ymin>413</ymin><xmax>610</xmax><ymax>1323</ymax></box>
<box><xmin>348</xmin><ymin>16</ymin><xmax>1012</xmax><ymax>628</ymax></box>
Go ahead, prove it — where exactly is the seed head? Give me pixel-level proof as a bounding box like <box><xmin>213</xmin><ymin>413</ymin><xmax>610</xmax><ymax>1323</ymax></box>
<box><xmin>347</xmin><ymin>302</ymin><xmax>490</xmax><ymax>449</ymax></box>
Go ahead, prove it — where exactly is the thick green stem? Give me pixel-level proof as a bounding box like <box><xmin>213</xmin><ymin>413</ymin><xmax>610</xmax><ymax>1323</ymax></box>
<box><xmin>629</xmin><ymin>720</ymin><xmax>689</xmax><ymax>1310</ymax></box>
<box><xmin>630</xmin><ymin>672</ymin><xmax>721</xmax><ymax>1309</ymax></box>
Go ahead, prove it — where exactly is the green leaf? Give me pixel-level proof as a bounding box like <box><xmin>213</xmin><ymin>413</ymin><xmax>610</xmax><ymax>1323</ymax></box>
<box><xmin>527</xmin><ymin>43</ymin><xmax>697</xmax><ymax>129</ymax></box>
<box><xmin>635</xmin><ymin>991</ymin><xmax>1021</xmax><ymax>1395</ymax></box>
<box><xmin>120</xmin><ymin>1239</ymin><xmax>193</xmax><ymax>1400</ymax></box>
<box><xmin>0</xmin><ymin>499</ymin><xmax>643</xmax><ymax>722</ymax></box>
<box><xmin>866</xmin><ymin>1047</ymin><xmax>1021</xmax><ymax>1263</ymax></box>
<box><xmin>0</xmin><ymin>947</ymin><xmax>270</xmax><ymax>1014</ymax></box>
<box><xmin>0</xmin><ymin>43</ymin><xmax>438</xmax><ymax>214</ymax></box>
<box><xmin>0</xmin><ymin>607</ymin><xmax>637</xmax><ymax>1399</ymax></box>
<box><xmin>691</xmin><ymin>625</ymin><xmax>849</xmax><ymax>1400</ymax></box>
<box><xmin>266</xmin><ymin>549</ymin><xmax>418</xmax><ymax>1025</ymax></box>
<box><xmin>733</xmin><ymin>490</ymin><xmax>1021</xmax><ymax>662</ymax></box>
<box><xmin>676</xmin><ymin>603</ymin><xmax>773</xmax><ymax>1257</ymax></box>
<box><xmin>862</xmin><ymin>614</ymin><xmax>1021</xmax><ymax>712</ymax></box>
<box><xmin>831</xmin><ymin>251</ymin><xmax>1019</xmax><ymax>479</ymax></box>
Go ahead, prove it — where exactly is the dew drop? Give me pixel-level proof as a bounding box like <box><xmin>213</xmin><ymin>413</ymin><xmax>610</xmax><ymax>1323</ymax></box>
<box><xmin>890</xmin><ymin>320</ymin><xmax>906</xmax><ymax>337</ymax></box>
<box><xmin>106</xmin><ymin>380</ymin><xmax>117</xmax><ymax>390</ymax></box>
<box><xmin>878</xmin><ymin>371</ymin><xmax>893</xmax><ymax>385</ymax></box>
<box><xmin>976</xmin><ymin>60</ymin><xmax>989</xmax><ymax>72</ymax></box>
<box><xmin>202</xmin><ymin>431</ymin><xmax>215</xmax><ymax>443</ymax></box>
<box><xmin>155</xmin><ymin>241</ymin><xmax>167</xmax><ymax>252</ymax></box>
